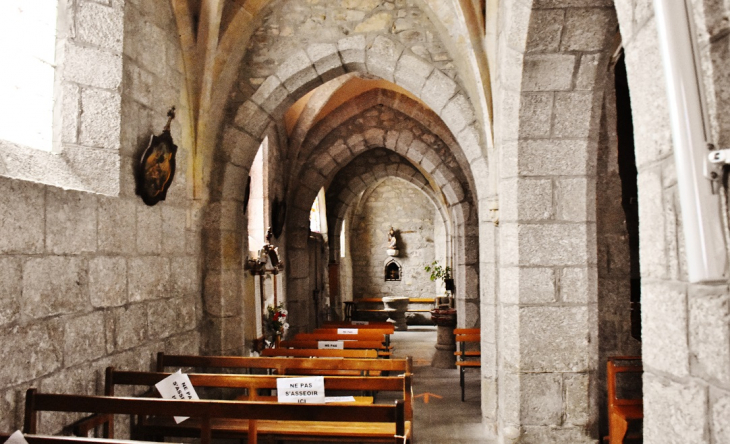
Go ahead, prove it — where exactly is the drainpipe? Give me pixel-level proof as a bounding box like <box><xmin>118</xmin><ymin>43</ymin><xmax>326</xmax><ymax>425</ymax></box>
<box><xmin>653</xmin><ymin>0</ymin><xmax>727</xmax><ymax>283</ymax></box>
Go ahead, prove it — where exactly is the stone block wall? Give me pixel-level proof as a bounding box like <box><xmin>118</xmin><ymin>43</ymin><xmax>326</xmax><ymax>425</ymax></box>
<box><xmin>0</xmin><ymin>0</ymin><xmax>201</xmax><ymax>433</ymax></box>
<box><xmin>612</xmin><ymin>0</ymin><xmax>730</xmax><ymax>442</ymax></box>
<box><xmin>489</xmin><ymin>2</ymin><xmax>617</xmax><ymax>441</ymax></box>
<box><xmin>350</xmin><ymin>177</ymin><xmax>439</xmax><ymax>300</ymax></box>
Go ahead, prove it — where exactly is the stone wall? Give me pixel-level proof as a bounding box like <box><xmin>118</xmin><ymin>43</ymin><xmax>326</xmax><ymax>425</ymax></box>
<box><xmin>350</xmin><ymin>177</ymin><xmax>439</xmax><ymax>300</ymax></box>
<box><xmin>612</xmin><ymin>1</ymin><xmax>730</xmax><ymax>442</ymax></box>
<box><xmin>489</xmin><ymin>2</ymin><xmax>618</xmax><ymax>441</ymax></box>
<box><xmin>0</xmin><ymin>0</ymin><xmax>200</xmax><ymax>433</ymax></box>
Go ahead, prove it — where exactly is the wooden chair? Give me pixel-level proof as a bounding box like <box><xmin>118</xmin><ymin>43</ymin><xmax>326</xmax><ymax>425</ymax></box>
<box><xmin>454</xmin><ymin>328</ymin><xmax>480</xmax><ymax>402</ymax></box>
<box><xmin>606</xmin><ymin>356</ymin><xmax>643</xmax><ymax>444</ymax></box>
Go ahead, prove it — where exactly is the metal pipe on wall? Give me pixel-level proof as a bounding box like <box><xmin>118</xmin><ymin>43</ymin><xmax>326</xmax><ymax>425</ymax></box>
<box><xmin>653</xmin><ymin>0</ymin><xmax>727</xmax><ymax>283</ymax></box>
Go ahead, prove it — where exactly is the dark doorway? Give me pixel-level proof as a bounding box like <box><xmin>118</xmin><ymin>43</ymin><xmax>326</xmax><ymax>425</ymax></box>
<box><xmin>615</xmin><ymin>53</ymin><xmax>642</xmax><ymax>341</ymax></box>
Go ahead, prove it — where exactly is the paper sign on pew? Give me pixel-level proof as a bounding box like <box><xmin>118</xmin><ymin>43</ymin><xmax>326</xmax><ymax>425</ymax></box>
<box><xmin>318</xmin><ymin>340</ymin><xmax>344</xmax><ymax>349</ymax></box>
<box><xmin>337</xmin><ymin>328</ymin><xmax>358</xmax><ymax>334</ymax></box>
<box><xmin>155</xmin><ymin>370</ymin><xmax>200</xmax><ymax>423</ymax></box>
<box><xmin>276</xmin><ymin>376</ymin><xmax>325</xmax><ymax>403</ymax></box>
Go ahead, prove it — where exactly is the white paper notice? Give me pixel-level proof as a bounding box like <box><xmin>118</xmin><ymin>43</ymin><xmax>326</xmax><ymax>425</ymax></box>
<box><xmin>352</xmin><ymin>320</ymin><xmax>369</xmax><ymax>325</ymax></box>
<box><xmin>337</xmin><ymin>328</ymin><xmax>358</xmax><ymax>334</ymax></box>
<box><xmin>154</xmin><ymin>370</ymin><xmax>200</xmax><ymax>423</ymax></box>
<box><xmin>277</xmin><ymin>376</ymin><xmax>325</xmax><ymax>403</ymax></box>
<box><xmin>318</xmin><ymin>340</ymin><xmax>344</xmax><ymax>349</ymax></box>
<box><xmin>4</xmin><ymin>431</ymin><xmax>29</xmax><ymax>444</ymax></box>
<box><xmin>324</xmin><ymin>396</ymin><xmax>356</xmax><ymax>403</ymax></box>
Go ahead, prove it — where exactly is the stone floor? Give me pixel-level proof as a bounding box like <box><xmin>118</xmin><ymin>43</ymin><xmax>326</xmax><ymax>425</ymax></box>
<box><xmin>390</xmin><ymin>326</ymin><xmax>491</xmax><ymax>444</ymax></box>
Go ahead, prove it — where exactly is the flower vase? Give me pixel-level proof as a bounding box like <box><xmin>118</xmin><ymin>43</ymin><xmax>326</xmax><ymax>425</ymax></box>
<box><xmin>275</xmin><ymin>332</ymin><xmax>281</xmax><ymax>348</ymax></box>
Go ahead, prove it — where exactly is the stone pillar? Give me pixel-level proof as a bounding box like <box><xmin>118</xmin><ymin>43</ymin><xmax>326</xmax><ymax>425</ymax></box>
<box><xmin>491</xmin><ymin>3</ymin><xmax>612</xmax><ymax>441</ymax></box>
<box><xmin>432</xmin><ymin>324</ymin><xmax>456</xmax><ymax>368</ymax></box>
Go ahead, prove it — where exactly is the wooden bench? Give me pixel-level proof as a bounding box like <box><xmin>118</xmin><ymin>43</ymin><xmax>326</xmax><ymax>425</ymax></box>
<box><xmin>323</xmin><ymin>321</ymin><xmax>395</xmax><ymax>329</ymax></box>
<box><xmin>260</xmin><ymin>348</ymin><xmax>378</xmax><ymax>359</ymax></box>
<box><xmin>279</xmin><ymin>340</ymin><xmax>393</xmax><ymax>357</ymax></box>
<box><xmin>294</xmin><ymin>331</ymin><xmax>391</xmax><ymax>348</ymax></box>
<box><xmin>314</xmin><ymin>327</ymin><xmax>394</xmax><ymax>346</ymax></box>
<box><xmin>24</xmin><ymin>389</ymin><xmax>410</xmax><ymax>444</ymax></box>
<box><xmin>259</xmin><ymin>349</ymin><xmax>379</xmax><ymax>375</ymax></box>
<box><xmin>606</xmin><ymin>356</ymin><xmax>643</xmax><ymax>444</ymax></box>
<box><xmin>156</xmin><ymin>353</ymin><xmax>411</xmax><ymax>376</ymax></box>
<box><xmin>104</xmin><ymin>368</ymin><xmax>412</xmax><ymax>417</ymax></box>
<box><xmin>321</xmin><ymin>322</ymin><xmax>395</xmax><ymax>335</ymax></box>
<box><xmin>0</xmin><ymin>433</ymin><xmax>176</xmax><ymax>444</ymax></box>
<box><xmin>454</xmin><ymin>328</ymin><xmax>481</xmax><ymax>402</ymax></box>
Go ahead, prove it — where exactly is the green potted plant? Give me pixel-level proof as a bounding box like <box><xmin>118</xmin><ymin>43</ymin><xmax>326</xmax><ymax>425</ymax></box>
<box><xmin>424</xmin><ymin>261</ymin><xmax>456</xmax><ymax>326</ymax></box>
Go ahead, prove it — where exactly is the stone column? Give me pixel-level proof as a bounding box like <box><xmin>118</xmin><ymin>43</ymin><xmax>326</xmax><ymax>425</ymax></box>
<box><xmin>492</xmin><ymin>3</ymin><xmax>611</xmax><ymax>441</ymax></box>
<box><xmin>432</xmin><ymin>324</ymin><xmax>457</xmax><ymax>369</ymax></box>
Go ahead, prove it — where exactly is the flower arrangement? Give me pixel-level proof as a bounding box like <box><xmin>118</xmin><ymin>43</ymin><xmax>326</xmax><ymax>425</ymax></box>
<box><xmin>264</xmin><ymin>303</ymin><xmax>289</xmax><ymax>346</ymax></box>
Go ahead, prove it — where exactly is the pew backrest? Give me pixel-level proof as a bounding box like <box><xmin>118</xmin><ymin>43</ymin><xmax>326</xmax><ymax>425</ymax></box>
<box><xmin>106</xmin><ymin>369</ymin><xmax>412</xmax><ymax>417</ymax></box>
<box><xmin>156</xmin><ymin>353</ymin><xmax>410</xmax><ymax>375</ymax></box>
<box><xmin>24</xmin><ymin>389</ymin><xmax>408</xmax><ymax>444</ymax></box>
<box><xmin>293</xmin><ymin>332</ymin><xmax>387</xmax><ymax>342</ymax></box>
<box><xmin>279</xmin><ymin>340</ymin><xmax>388</xmax><ymax>351</ymax></box>
<box><xmin>259</xmin><ymin>348</ymin><xmax>378</xmax><ymax>359</ymax></box>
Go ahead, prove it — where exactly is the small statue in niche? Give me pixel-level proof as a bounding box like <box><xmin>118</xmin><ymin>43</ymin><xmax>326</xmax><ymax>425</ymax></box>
<box><xmin>388</xmin><ymin>227</ymin><xmax>397</xmax><ymax>249</ymax></box>
<box><xmin>387</xmin><ymin>227</ymin><xmax>399</xmax><ymax>257</ymax></box>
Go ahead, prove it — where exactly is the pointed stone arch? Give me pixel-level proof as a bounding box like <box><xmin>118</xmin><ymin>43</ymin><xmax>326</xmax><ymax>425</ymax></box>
<box><xmin>200</xmin><ymin>8</ymin><xmax>489</xmax><ymax>357</ymax></box>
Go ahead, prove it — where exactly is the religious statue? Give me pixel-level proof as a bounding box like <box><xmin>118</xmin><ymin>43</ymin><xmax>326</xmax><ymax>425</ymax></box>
<box><xmin>388</xmin><ymin>227</ymin><xmax>397</xmax><ymax>249</ymax></box>
<box><xmin>387</xmin><ymin>227</ymin><xmax>399</xmax><ymax>256</ymax></box>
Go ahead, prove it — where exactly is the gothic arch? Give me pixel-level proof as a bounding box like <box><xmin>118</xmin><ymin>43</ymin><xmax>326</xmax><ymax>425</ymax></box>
<box><xmin>199</xmin><ymin>1</ymin><xmax>488</xmax><ymax>356</ymax></box>
<box><xmin>485</xmin><ymin>1</ymin><xmax>619</xmax><ymax>441</ymax></box>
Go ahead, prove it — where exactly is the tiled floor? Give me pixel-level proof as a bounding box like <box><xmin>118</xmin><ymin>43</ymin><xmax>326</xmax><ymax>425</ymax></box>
<box><xmin>390</xmin><ymin>326</ymin><xmax>493</xmax><ymax>444</ymax></box>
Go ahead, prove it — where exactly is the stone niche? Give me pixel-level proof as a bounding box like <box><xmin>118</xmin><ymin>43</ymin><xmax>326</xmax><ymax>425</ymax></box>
<box><xmin>384</xmin><ymin>259</ymin><xmax>402</xmax><ymax>281</ymax></box>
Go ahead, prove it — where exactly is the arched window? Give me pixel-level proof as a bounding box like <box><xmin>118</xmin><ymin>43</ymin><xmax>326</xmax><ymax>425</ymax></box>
<box><xmin>309</xmin><ymin>187</ymin><xmax>327</xmax><ymax>235</ymax></box>
<box><xmin>340</xmin><ymin>219</ymin><xmax>346</xmax><ymax>258</ymax></box>
<box><xmin>0</xmin><ymin>0</ymin><xmax>58</xmax><ymax>151</ymax></box>
<box><xmin>0</xmin><ymin>0</ymin><xmax>124</xmax><ymax>195</ymax></box>
<box><xmin>248</xmin><ymin>137</ymin><xmax>267</xmax><ymax>255</ymax></box>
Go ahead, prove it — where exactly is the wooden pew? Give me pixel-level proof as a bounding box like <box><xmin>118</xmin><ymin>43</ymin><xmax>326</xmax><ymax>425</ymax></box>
<box><xmin>260</xmin><ymin>348</ymin><xmax>378</xmax><ymax>359</ymax></box>
<box><xmin>104</xmin><ymin>368</ymin><xmax>412</xmax><ymax>418</ymax></box>
<box><xmin>156</xmin><ymin>353</ymin><xmax>411</xmax><ymax>376</ymax></box>
<box><xmin>259</xmin><ymin>348</ymin><xmax>382</xmax><ymax>375</ymax></box>
<box><xmin>24</xmin><ymin>389</ymin><xmax>409</xmax><ymax>444</ymax></box>
<box><xmin>323</xmin><ymin>321</ymin><xmax>395</xmax><ymax>332</ymax></box>
<box><xmin>279</xmin><ymin>339</ymin><xmax>392</xmax><ymax>358</ymax></box>
<box><xmin>606</xmin><ymin>356</ymin><xmax>642</xmax><ymax>444</ymax></box>
<box><xmin>313</xmin><ymin>327</ymin><xmax>393</xmax><ymax>346</ymax></box>
<box><xmin>293</xmin><ymin>332</ymin><xmax>387</xmax><ymax>342</ymax></box>
<box><xmin>0</xmin><ymin>433</ymin><xmax>176</xmax><ymax>444</ymax></box>
<box><xmin>454</xmin><ymin>328</ymin><xmax>481</xmax><ymax>402</ymax></box>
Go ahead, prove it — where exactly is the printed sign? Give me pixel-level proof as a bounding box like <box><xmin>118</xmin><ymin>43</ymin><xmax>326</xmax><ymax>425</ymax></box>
<box><xmin>155</xmin><ymin>370</ymin><xmax>200</xmax><ymax>423</ymax></box>
<box><xmin>352</xmin><ymin>321</ymin><xmax>369</xmax><ymax>325</ymax></box>
<box><xmin>277</xmin><ymin>376</ymin><xmax>325</xmax><ymax>403</ymax></box>
<box><xmin>324</xmin><ymin>396</ymin><xmax>357</xmax><ymax>403</ymax></box>
<box><xmin>337</xmin><ymin>328</ymin><xmax>358</xmax><ymax>335</ymax></box>
<box><xmin>318</xmin><ymin>340</ymin><xmax>344</xmax><ymax>349</ymax></box>
<box><xmin>5</xmin><ymin>431</ymin><xmax>29</xmax><ymax>444</ymax></box>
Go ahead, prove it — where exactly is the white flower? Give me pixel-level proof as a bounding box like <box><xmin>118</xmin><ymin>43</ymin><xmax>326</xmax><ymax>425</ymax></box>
<box><xmin>280</xmin><ymin>309</ymin><xmax>288</xmax><ymax>316</ymax></box>
<box><xmin>282</xmin><ymin>323</ymin><xmax>290</xmax><ymax>330</ymax></box>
